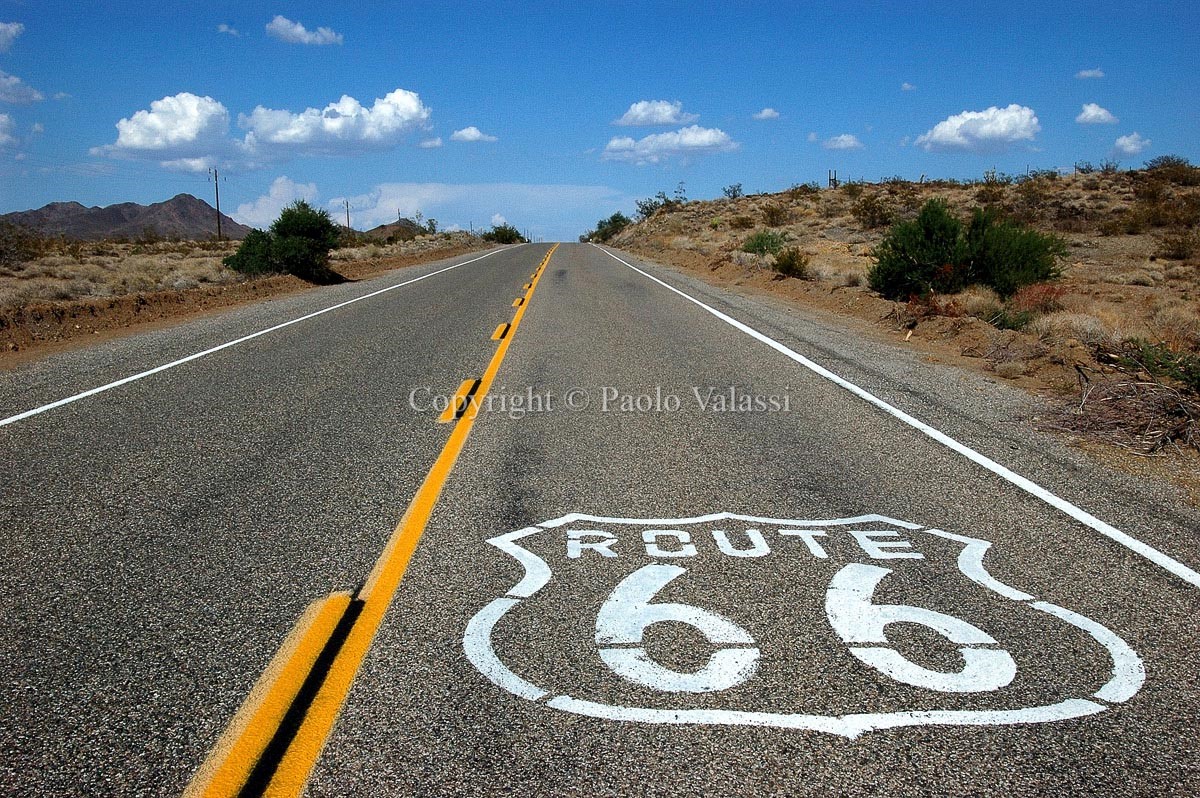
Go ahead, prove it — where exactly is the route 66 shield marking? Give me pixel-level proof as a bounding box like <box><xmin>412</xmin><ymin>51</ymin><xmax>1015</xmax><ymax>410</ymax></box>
<box><xmin>463</xmin><ymin>513</ymin><xmax>1143</xmax><ymax>738</ymax></box>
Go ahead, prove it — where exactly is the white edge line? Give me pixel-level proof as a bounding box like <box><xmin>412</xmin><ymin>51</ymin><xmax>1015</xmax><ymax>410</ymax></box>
<box><xmin>0</xmin><ymin>247</ymin><xmax>512</xmax><ymax>428</ymax></box>
<box><xmin>595</xmin><ymin>245</ymin><xmax>1200</xmax><ymax>590</ymax></box>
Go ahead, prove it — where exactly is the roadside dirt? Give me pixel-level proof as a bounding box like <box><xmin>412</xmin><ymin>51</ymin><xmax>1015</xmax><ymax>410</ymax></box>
<box><xmin>0</xmin><ymin>241</ymin><xmax>489</xmax><ymax>370</ymax></box>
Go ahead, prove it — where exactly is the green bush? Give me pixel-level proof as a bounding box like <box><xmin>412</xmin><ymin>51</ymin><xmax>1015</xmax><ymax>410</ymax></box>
<box><xmin>742</xmin><ymin>230</ymin><xmax>787</xmax><ymax>255</ymax></box>
<box><xmin>482</xmin><ymin>223</ymin><xmax>526</xmax><ymax>244</ymax></box>
<box><xmin>868</xmin><ymin>200</ymin><xmax>1065</xmax><ymax>300</ymax></box>
<box><xmin>772</xmin><ymin>248</ymin><xmax>809</xmax><ymax>279</ymax></box>
<box><xmin>224</xmin><ymin>200</ymin><xmax>340</xmax><ymax>281</ymax></box>
<box><xmin>586</xmin><ymin>212</ymin><xmax>631</xmax><ymax>243</ymax></box>
<box><xmin>959</xmin><ymin>208</ymin><xmax>1066</xmax><ymax>298</ymax></box>
<box><xmin>868</xmin><ymin>199</ymin><xmax>966</xmax><ymax>299</ymax></box>
<box><xmin>223</xmin><ymin>229</ymin><xmax>276</xmax><ymax>275</ymax></box>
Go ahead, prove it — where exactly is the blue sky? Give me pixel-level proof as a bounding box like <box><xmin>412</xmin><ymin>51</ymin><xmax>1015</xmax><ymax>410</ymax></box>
<box><xmin>1</xmin><ymin>1</ymin><xmax>1196</xmax><ymax>241</ymax></box>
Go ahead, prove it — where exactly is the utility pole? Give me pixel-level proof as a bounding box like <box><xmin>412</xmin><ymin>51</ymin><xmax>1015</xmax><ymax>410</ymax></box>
<box><xmin>344</xmin><ymin>199</ymin><xmax>351</xmax><ymax>231</ymax></box>
<box><xmin>209</xmin><ymin>168</ymin><xmax>223</xmax><ymax>241</ymax></box>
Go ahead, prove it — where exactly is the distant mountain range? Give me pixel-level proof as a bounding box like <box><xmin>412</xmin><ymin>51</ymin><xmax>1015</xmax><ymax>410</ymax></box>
<box><xmin>0</xmin><ymin>194</ymin><xmax>252</xmax><ymax>241</ymax></box>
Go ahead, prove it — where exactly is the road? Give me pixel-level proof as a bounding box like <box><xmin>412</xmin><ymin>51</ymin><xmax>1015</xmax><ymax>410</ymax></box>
<box><xmin>1</xmin><ymin>242</ymin><xmax>1198</xmax><ymax>796</ymax></box>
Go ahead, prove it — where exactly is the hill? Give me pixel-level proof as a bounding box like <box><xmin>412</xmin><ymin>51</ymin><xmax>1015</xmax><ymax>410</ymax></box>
<box><xmin>363</xmin><ymin>218</ymin><xmax>427</xmax><ymax>242</ymax></box>
<box><xmin>0</xmin><ymin>194</ymin><xmax>251</xmax><ymax>241</ymax></box>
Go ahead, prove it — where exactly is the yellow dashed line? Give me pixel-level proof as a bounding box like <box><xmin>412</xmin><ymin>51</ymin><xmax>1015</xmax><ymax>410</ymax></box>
<box><xmin>188</xmin><ymin>244</ymin><xmax>559</xmax><ymax>797</ymax></box>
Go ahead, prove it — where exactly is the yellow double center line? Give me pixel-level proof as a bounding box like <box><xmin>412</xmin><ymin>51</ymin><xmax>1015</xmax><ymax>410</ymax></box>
<box><xmin>187</xmin><ymin>244</ymin><xmax>559</xmax><ymax>797</ymax></box>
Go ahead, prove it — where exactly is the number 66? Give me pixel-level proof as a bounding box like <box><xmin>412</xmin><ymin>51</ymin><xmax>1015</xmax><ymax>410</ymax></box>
<box><xmin>595</xmin><ymin>562</ymin><xmax>1016</xmax><ymax>694</ymax></box>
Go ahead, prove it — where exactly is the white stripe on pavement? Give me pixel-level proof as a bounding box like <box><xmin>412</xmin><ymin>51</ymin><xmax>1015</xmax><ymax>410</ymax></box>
<box><xmin>0</xmin><ymin>248</ymin><xmax>510</xmax><ymax>428</ymax></box>
<box><xmin>597</xmin><ymin>244</ymin><xmax>1200</xmax><ymax>590</ymax></box>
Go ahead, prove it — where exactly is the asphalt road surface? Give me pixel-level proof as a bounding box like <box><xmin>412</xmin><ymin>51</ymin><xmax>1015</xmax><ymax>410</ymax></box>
<box><xmin>2</xmin><ymin>242</ymin><xmax>1198</xmax><ymax>796</ymax></box>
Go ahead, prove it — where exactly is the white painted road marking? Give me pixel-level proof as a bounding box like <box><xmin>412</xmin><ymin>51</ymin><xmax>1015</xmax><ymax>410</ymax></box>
<box><xmin>0</xmin><ymin>247</ymin><xmax>512</xmax><ymax>428</ymax></box>
<box><xmin>595</xmin><ymin>245</ymin><xmax>1200</xmax><ymax>590</ymax></box>
<box><xmin>463</xmin><ymin>512</ymin><xmax>1145</xmax><ymax>737</ymax></box>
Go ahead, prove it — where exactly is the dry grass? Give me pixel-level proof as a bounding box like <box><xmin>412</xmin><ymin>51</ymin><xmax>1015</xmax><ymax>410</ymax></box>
<box><xmin>0</xmin><ymin>232</ymin><xmax>481</xmax><ymax>312</ymax></box>
<box><xmin>0</xmin><ymin>240</ymin><xmax>240</xmax><ymax>309</ymax></box>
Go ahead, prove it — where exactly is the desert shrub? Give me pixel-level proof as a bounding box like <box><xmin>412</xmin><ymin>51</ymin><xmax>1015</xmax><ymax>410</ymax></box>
<box><xmin>730</xmin><ymin>215</ymin><xmax>755</xmax><ymax>230</ymax></box>
<box><xmin>1075</xmin><ymin>161</ymin><xmax>1096</xmax><ymax>175</ymax></box>
<box><xmin>742</xmin><ymin>230</ymin><xmax>787</xmax><ymax>255</ymax></box>
<box><xmin>708</xmin><ymin>218</ymin><xmax>722</xmax><ymax>230</ymax></box>
<box><xmin>635</xmin><ymin>184</ymin><xmax>688</xmax><ymax>221</ymax></box>
<box><xmin>868</xmin><ymin>200</ymin><xmax>966</xmax><ymax>299</ymax></box>
<box><xmin>482</xmin><ymin>223</ymin><xmax>526</xmax><ymax>244</ymax></box>
<box><xmin>1008</xmin><ymin>283</ymin><xmax>1066</xmax><ymax>315</ymax></box>
<box><xmin>841</xmin><ymin>183</ymin><xmax>864</xmax><ymax>199</ymax></box>
<box><xmin>975</xmin><ymin>184</ymin><xmax>1006</xmax><ymax>205</ymax></box>
<box><xmin>1100</xmin><ymin>159</ymin><xmax>1121</xmax><ymax>174</ymax></box>
<box><xmin>788</xmin><ymin>182</ymin><xmax>820</xmax><ymax>200</ymax></box>
<box><xmin>1099</xmin><ymin>211</ymin><xmax>1144</xmax><ymax>236</ymax></box>
<box><xmin>958</xmin><ymin>207</ymin><xmax>1066</xmax><ymax>298</ymax></box>
<box><xmin>1133</xmin><ymin>179</ymin><xmax>1167</xmax><ymax>203</ymax></box>
<box><xmin>224</xmin><ymin>200</ymin><xmax>341</xmax><ymax>281</ymax></box>
<box><xmin>869</xmin><ymin>200</ymin><xmax>1065</xmax><ymax>300</ymax></box>
<box><xmin>851</xmin><ymin>195</ymin><xmax>893</xmax><ymax>229</ymax></box>
<box><xmin>0</xmin><ymin>223</ymin><xmax>42</xmax><ymax>268</ymax></box>
<box><xmin>1145</xmin><ymin>155</ymin><xmax>1200</xmax><ymax>187</ymax></box>
<box><xmin>587</xmin><ymin>212</ymin><xmax>631</xmax><ymax>243</ymax></box>
<box><xmin>762</xmin><ymin>204</ymin><xmax>788</xmax><ymax>226</ymax></box>
<box><xmin>635</xmin><ymin>193</ymin><xmax>670</xmax><ymax>221</ymax></box>
<box><xmin>1119</xmin><ymin>341</ymin><xmax>1200</xmax><ymax>393</ymax></box>
<box><xmin>223</xmin><ymin>229</ymin><xmax>277</xmax><ymax>275</ymax></box>
<box><xmin>1156</xmin><ymin>232</ymin><xmax>1198</xmax><ymax>261</ymax></box>
<box><xmin>772</xmin><ymin>248</ymin><xmax>809</xmax><ymax>279</ymax></box>
<box><xmin>722</xmin><ymin>183</ymin><xmax>744</xmax><ymax>199</ymax></box>
<box><xmin>989</xmin><ymin>308</ymin><xmax>1035</xmax><ymax>331</ymax></box>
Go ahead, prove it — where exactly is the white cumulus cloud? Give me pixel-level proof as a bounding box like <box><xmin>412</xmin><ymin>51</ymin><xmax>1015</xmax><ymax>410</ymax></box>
<box><xmin>419</xmin><ymin>137</ymin><xmax>443</xmax><ymax>148</ymax></box>
<box><xmin>92</xmin><ymin>88</ymin><xmax>433</xmax><ymax>169</ymax></box>
<box><xmin>753</xmin><ymin>108</ymin><xmax>780</xmax><ymax>120</ymax></box>
<box><xmin>217</xmin><ymin>23</ymin><xmax>239</xmax><ymax>37</ymax></box>
<box><xmin>614</xmin><ymin>100</ymin><xmax>699</xmax><ymax>126</ymax></box>
<box><xmin>0</xmin><ymin>21</ymin><xmax>23</xmax><ymax>52</ymax></box>
<box><xmin>823</xmin><ymin>134</ymin><xmax>864</xmax><ymax>150</ymax></box>
<box><xmin>266</xmin><ymin>15</ymin><xmax>343</xmax><ymax>46</ymax></box>
<box><xmin>0</xmin><ymin>113</ymin><xmax>16</xmax><ymax>147</ymax></box>
<box><xmin>1113</xmin><ymin>132</ymin><xmax>1150</xmax><ymax>157</ymax></box>
<box><xmin>1076</xmin><ymin>103</ymin><xmax>1117</xmax><ymax>124</ymax></box>
<box><xmin>97</xmin><ymin>92</ymin><xmax>230</xmax><ymax>156</ymax></box>
<box><xmin>915</xmin><ymin>104</ymin><xmax>1040</xmax><ymax>153</ymax></box>
<box><xmin>241</xmin><ymin>89</ymin><xmax>431</xmax><ymax>154</ymax></box>
<box><xmin>1076</xmin><ymin>68</ymin><xmax>1105</xmax><ymax>79</ymax></box>
<box><xmin>235</xmin><ymin>175</ymin><xmax>319</xmax><ymax>228</ymax></box>
<box><xmin>901</xmin><ymin>82</ymin><xmax>916</xmax><ymax>91</ymax></box>
<box><xmin>602</xmin><ymin>125</ymin><xmax>737</xmax><ymax>165</ymax></box>
<box><xmin>450</xmin><ymin>126</ymin><xmax>497</xmax><ymax>142</ymax></box>
<box><xmin>490</xmin><ymin>213</ymin><xmax>508</xmax><ymax>227</ymax></box>
<box><xmin>0</xmin><ymin>70</ymin><xmax>43</xmax><ymax>103</ymax></box>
